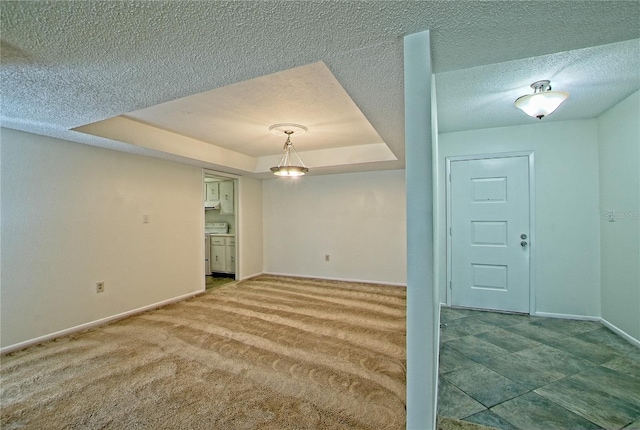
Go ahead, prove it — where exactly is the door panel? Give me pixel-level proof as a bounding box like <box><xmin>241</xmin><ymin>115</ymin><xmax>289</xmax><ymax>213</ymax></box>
<box><xmin>450</xmin><ymin>156</ymin><xmax>530</xmax><ymax>313</ymax></box>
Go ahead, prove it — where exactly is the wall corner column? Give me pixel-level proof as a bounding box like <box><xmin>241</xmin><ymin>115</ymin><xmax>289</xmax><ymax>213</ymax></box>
<box><xmin>404</xmin><ymin>30</ymin><xmax>437</xmax><ymax>429</ymax></box>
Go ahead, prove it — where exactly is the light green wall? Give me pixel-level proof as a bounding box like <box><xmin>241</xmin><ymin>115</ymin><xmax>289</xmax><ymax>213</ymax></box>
<box><xmin>404</xmin><ymin>30</ymin><xmax>437</xmax><ymax>430</ymax></box>
<box><xmin>598</xmin><ymin>90</ymin><xmax>640</xmax><ymax>340</ymax></box>
<box><xmin>438</xmin><ymin>120</ymin><xmax>602</xmax><ymax>318</ymax></box>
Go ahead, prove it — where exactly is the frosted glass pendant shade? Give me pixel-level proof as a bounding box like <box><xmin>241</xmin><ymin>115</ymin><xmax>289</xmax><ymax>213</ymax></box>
<box><xmin>515</xmin><ymin>80</ymin><xmax>569</xmax><ymax>119</ymax></box>
<box><xmin>270</xmin><ymin>165</ymin><xmax>308</xmax><ymax>176</ymax></box>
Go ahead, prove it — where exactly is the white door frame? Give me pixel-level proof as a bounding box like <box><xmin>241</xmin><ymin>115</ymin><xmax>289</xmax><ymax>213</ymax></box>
<box><xmin>203</xmin><ymin>169</ymin><xmax>240</xmax><ymax>281</ymax></box>
<box><xmin>445</xmin><ymin>151</ymin><xmax>536</xmax><ymax>314</ymax></box>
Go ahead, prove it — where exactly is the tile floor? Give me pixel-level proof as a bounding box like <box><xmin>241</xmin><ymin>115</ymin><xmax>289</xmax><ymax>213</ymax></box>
<box><xmin>438</xmin><ymin>307</ymin><xmax>640</xmax><ymax>430</ymax></box>
<box><xmin>205</xmin><ymin>274</ymin><xmax>235</xmax><ymax>290</ymax></box>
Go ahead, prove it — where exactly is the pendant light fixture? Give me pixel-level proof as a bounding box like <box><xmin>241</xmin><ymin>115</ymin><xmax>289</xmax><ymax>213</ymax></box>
<box><xmin>269</xmin><ymin>123</ymin><xmax>309</xmax><ymax>177</ymax></box>
<box><xmin>515</xmin><ymin>80</ymin><xmax>569</xmax><ymax>119</ymax></box>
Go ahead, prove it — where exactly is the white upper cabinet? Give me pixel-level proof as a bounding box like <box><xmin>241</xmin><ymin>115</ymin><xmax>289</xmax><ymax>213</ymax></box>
<box><xmin>219</xmin><ymin>181</ymin><xmax>234</xmax><ymax>214</ymax></box>
<box><xmin>205</xmin><ymin>182</ymin><xmax>220</xmax><ymax>202</ymax></box>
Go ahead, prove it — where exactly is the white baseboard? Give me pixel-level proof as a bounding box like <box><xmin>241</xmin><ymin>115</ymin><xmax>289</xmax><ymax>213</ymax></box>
<box><xmin>524</xmin><ymin>311</ymin><xmax>640</xmax><ymax>347</ymax></box>
<box><xmin>443</xmin><ymin>307</ymin><xmax>640</xmax><ymax>347</ymax></box>
<box><xmin>239</xmin><ymin>272</ymin><xmax>264</xmax><ymax>281</ymax></box>
<box><xmin>600</xmin><ymin>318</ymin><xmax>640</xmax><ymax>348</ymax></box>
<box><xmin>0</xmin><ymin>291</ymin><xmax>203</xmax><ymax>355</ymax></box>
<box><xmin>532</xmin><ymin>311</ymin><xmax>601</xmax><ymax>321</ymax></box>
<box><xmin>263</xmin><ymin>272</ymin><xmax>407</xmax><ymax>287</ymax></box>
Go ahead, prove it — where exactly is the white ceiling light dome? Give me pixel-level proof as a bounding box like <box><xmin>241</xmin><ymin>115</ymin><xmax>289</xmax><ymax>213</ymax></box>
<box><xmin>515</xmin><ymin>80</ymin><xmax>569</xmax><ymax>119</ymax></box>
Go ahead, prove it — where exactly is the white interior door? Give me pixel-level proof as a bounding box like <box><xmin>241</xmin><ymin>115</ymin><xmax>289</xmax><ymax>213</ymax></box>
<box><xmin>449</xmin><ymin>156</ymin><xmax>530</xmax><ymax>313</ymax></box>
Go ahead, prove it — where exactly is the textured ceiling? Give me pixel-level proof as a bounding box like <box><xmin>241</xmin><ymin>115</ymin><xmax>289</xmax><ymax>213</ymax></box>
<box><xmin>1</xmin><ymin>1</ymin><xmax>639</xmax><ymax>177</ymax></box>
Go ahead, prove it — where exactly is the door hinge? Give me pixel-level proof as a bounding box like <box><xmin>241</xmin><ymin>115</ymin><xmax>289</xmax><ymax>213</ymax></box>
<box><xmin>449</xmin><ymin>281</ymin><xmax>452</xmax><ymax>290</ymax></box>
<box><xmin>449</xmin><ymin>173</ymin><xmax>451</xmax><ymax>182</ymax></box>
<box><xmin>449</xmin><ymin>227</ymin><xmax>452</xmax><ymax>236</ymax></box>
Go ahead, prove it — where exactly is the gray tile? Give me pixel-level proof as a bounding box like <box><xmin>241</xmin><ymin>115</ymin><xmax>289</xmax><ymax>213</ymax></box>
<box><xmin>445</xmin><ymin>335</ymin><xmax>511</xmax><ymax>363</ymax></box>
<box><xmin>535</xmin><ymin>375</ymin><xmax>640</xmax><ymax>429</ymax></box>
<box><xmin>602</xmin><ymin>354</ymin><xmax>640</xmax><ymax>379</ymax></box>
<box><xmin>438</xmin><ymin>310</ymin><xmax>639</xmax><ymax>430</ymax></box>
<box><xmin>440</xmin><ymin>317</ymin><xmax>497</xmax><ymax>342</ymax></box>
<box><xmin>576</xmin><ymin>327</ymin><xmax>640</xmax><ymax>355</ymax></box>
<box><xmin>441</xmin><ymin>307</ymin><xmax>469</xmax><ymax>323</ymax></box>
<box><xmin>483</xmin><ymin>354</ymin><xmax>561</xmax><ymax>390</ymax></box>
<box><xmin>464</xmin><ymin>410</ymin><xmax>520</xmax><ymax>430</ymax></box>
<box><xmin>442</xmin><ymin>362</ymin><xmax>528</xmax><ymax>408</ymax></box>
<box><xmin>514</xmin><ymin>344</ymin><xmax>595</xmax><ymax>378</ymax></box>
<box><xmin>470</xmin><ymin>311</ymin><xmax>530</xmax><ymax>328</ymax></box>
<box><xmin>491</xmin><ymin>392</ymin><xmax>602</xmax><ymax>430</ymax></box>
<box><xmin>624</xmin><ymin>418</ymin><xmax>640</xmax><ymax>429</ymax></box>
<box><xmin>540</xmin><ymin>335</ymin><xmax>621</xmax><ymax>364</ymax></box>
<box><xmin>529</xmin><ymin>318</ymin><xmax>601</xmax><ymax>336</ymax></box>
<box><xmin>437</xmin><ymin>376</ymin><xmax>486</xmax><ymax>419</ymax></box>
<box><xmin>449</xmin><ymin>308</ymin><xmax>490</xmax><ymax>318</ymax></box>
<box><xmin>503</xmin><ymin>322</ymin><xmax>565</xmax><ymax>343</ymax></box>
<box><xmin>439</xmin><ymin>344</ymin><xmax>479</xmax><ymax>374</ymax></box>
<box><xmin>475</xmin><ymin>328</ymin><xmax>541</xmax><ymax>353</ymax></box>
<box><xmin>573</xmin><ymin>365</ymin><xmax>640</xmax><ymax>406</ymax></box>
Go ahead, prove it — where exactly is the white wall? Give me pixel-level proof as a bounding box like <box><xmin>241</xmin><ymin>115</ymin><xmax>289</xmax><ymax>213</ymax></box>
<box><xmin>262</xmin><ymin>169</ymin><xmax>406</xmax><ymax>285</ymax></box>
<box><xmin>438</xmin><ymin>120</ymin><xmax>602</xmax><ymax>317</ymax></box>
<box><xmin>404</xmin><ymin>30</ymin><xmax>437</xmax><ymax>430</ymax></box>
<box><xmin>238</xmin><ymin>176</ymin><xmax>263</xmax><ymax>280</ymax></box>
<box><xmin>1</xmin><ymin>129</ymin><xmax>203</xmax><ymax>350</ymax></box>
<box><xmin>598</xmin><ymin>90</ymin><xmax>640</xmax><ymax>340</ymax></box>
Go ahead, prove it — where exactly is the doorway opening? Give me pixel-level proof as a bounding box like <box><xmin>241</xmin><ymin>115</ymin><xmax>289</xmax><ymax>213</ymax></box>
<box><xmin>204</xmin><ymin>170</ymin><xmax>239</xmax><ymax>289</ymax></box>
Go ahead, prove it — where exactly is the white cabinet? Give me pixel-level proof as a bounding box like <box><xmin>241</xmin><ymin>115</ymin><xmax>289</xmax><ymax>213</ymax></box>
<box><xmin>205</xmin><ymin>235</ymin><xmax>211</xmax><ymax>275</ymax></box>
<box><xmin>225</xmin><ymin>237</ymin><xmax>235</xmax><ymax>273</ymax></box>
<box><xmin>210</xmin><ymin>236</ymin><xmax>226</xmax><ymax>272</ymax></box>
<box><xmin>219</xmin><ymin>181</ymin><xmax>234</xmax><ymax>214</ymax></box>
<box><xmin>205</xmin><ymin>182</ymin><xmax>219</xmax><ymax>202</ymax></box>
<box><xmin>209</xmin><ymin>236</ymin><xmax>235</xmax><ymax>274</ymax></box>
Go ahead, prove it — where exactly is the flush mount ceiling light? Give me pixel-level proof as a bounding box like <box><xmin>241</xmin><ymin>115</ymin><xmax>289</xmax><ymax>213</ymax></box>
<box><xmin>269</xmin><ymin>123</ymin><xmax>309</xmax><ymax>177</ymax></box>
<box><xmin>515</xmin><ymin>80</ymin><xmax>569</xmax><ymax>119</ymax></box>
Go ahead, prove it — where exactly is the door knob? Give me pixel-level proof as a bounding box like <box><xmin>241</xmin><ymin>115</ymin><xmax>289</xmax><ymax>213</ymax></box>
<box><xmin>521</xmin><ymin>234</ymin><xmax>527</xmax><ymax>240</ymax></box>
<box><xmin>521</xmin><ymin>241</ymin><xmax>528</xmax><ymax>248</ymax></box>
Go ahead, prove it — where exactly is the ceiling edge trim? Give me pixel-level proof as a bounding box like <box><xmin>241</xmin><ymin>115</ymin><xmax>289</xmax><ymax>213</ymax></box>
<box><xmin>73</xmin><ymin>116</ymin><xmax>257</xmax><ymax>172</ymax></box>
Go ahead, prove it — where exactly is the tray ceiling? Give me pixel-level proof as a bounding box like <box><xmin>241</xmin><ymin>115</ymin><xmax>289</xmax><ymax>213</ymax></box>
<box><xmin>1</xmin><ymin>1</ymin><xmax>638</xmax><ymax>177</ymax></box>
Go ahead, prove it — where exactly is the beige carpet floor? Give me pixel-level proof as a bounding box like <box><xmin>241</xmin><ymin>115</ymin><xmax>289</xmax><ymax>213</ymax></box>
<box><xmin>2</xmin><ymin>275</ymin><xmax>495</xmax><ymax>430</ymax></box>
<box><xmin>1</xmin><ymin>275</ymin><xmax>407</xmax><ymax>429</ymax></box>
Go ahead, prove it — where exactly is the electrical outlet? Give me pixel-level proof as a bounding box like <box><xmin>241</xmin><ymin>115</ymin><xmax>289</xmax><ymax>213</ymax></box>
<box><xmin>143</xmin><ymin>214</ymin><xmax>149</xmax><ymax>224</ymax></box>
<box><xmin>325</xmin><ymin>254</ymin><xmax>330</xmax><ymax>262</ymax></box>
<box><xmin>96</xmin><ymin>281</ymin><xmax>105</xmax><ymax>293</ymax></box>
